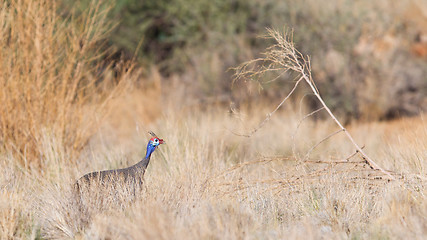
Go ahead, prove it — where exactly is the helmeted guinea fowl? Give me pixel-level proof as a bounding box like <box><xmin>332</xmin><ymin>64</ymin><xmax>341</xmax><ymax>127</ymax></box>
<box><xmin>75</xmin><ymin>131</ymin><xmax>164</xmax><ymax>195</ymax></box>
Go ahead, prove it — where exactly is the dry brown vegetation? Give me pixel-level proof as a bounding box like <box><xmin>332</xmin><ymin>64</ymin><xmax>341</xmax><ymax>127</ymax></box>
<box><xmin>2</xmin><ymin>104</ymin><xmax>427</xmax><ymax>239</ymax></box>
<box><xmin>1</xmin><ymin>0</ymin><xmax>427</xmax><ymax>239</ymax></box>
<box><xmin>0</xmin><ymin>0</ymin><xmax>137</xmax><ymax>167</ymax></box>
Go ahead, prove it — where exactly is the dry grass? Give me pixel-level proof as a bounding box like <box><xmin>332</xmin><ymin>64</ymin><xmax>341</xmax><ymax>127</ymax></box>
<box><xmin>1</xmin><ymin>0</ymin><xmax>427</xmax><ymax>239</ymax></box>
<box><xmin>1</xmin><ymin>103</ymin><xmax>427</xmax><ymax>239</ymax></box>
<box><xmin>0</xmin><ymin>0</ymin><xmax>136</xmax><ymax>167</ymax></box>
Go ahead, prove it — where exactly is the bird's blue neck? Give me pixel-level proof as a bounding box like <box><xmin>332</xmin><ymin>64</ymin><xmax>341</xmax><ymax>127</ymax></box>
<box><xmin>144</xmin><ymin>143</ymin><xmax>156</xmax><ymax>160</ymax></box>
<box><xmin>138</xmin><ymin>141</ymin><xmax>158</xmax><ymax>170</ymax></box>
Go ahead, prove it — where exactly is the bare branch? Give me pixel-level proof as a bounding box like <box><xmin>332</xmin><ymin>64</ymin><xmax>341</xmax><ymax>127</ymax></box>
<box><xmin>303</xmin><ymin>129</ymin><xmax>344</xmax><ymax>160</ymax></box>
<box><xmin>232</xmin><ymin>28</ymin><xmax>395</xmax><ymax>180</ymax></box>
<box><xmin>231</xmin><ymin>76</ymin><xmax>303</xmax><ymax>138</ymax></box>
<box><xmin>291</xmin><ymin>107</ymin><xmax>325</xmax><ymax>158</ymax></box>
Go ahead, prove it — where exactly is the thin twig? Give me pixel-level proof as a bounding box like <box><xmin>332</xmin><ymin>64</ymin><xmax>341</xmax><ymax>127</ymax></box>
<box><xmin>345</xmin><ymin>146</ymin><xmax>364</xmax><ymax>161</ymax></box>
<box><xmin>303</xmin><ymin>129</ymin><xmax>345</xmax><ymax>160</ymax></box>
<box><xmin>231</xmin><ymin>77</ymin><xmax>303</xmax><ymax>137</ymax></box>
<box><xmin>291</xmin><ymin>106</ymin><xmax>325</xmax><ymax>158</ymax></box>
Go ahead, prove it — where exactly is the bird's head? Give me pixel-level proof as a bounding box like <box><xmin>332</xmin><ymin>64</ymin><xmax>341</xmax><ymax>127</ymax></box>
<box><xmin>149</xmin><ymin>137</ymin><xmax>164</xmax><ymax>147</ymax></box>
<box><xmin>145</xmin><ymin>131</ymin><xmax>164</xmax><ymax>159</ymax></box>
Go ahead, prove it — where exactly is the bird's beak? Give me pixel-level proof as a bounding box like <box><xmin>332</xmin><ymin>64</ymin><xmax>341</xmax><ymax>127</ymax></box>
<box><xmin>159</xmin><ymin>139</ymin><xmax>165</xmax><ymax>144</ymax></box>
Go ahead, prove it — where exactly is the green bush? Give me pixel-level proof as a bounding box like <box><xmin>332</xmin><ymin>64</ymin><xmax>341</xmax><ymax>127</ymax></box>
<box><xmin>61</xmin><ymin>0</ymin><xmax>427</xmax><ymax>120</ymax></box>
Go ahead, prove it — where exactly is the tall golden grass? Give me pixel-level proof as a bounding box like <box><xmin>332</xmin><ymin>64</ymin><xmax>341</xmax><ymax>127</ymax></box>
<box><xmin>1</xmin><ymin>103</ymin><xmax>426</xmax><ymax>239</ymax></box>
<box><xmin>0</xmin><ymin>0</ymin><xmax>135</xmax><ymax>168</ymax></box>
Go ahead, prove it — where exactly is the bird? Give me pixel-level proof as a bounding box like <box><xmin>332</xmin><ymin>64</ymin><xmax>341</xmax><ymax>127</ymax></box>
<box><xmin>74</xmin><ymin>131</ymin><xmax>164</xmax><ymax>200</ymax></box>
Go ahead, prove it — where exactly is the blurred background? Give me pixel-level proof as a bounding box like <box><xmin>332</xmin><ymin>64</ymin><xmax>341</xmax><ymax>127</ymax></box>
<box><xmin>1</xmin><ymin>0</ymin><xmax>427</xmax><ymax>165</ymax></box>
<box><xmin>63</xmin><ymin>0</ymin><xmax>427</xmax><ymax>121</ymax></box>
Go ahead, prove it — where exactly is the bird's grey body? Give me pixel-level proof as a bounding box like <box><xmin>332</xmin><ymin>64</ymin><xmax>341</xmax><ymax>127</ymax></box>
<box><xmin>75</xmin><ymin>157</ymin><xmax>149</xmax><ymax>191</ymax></box>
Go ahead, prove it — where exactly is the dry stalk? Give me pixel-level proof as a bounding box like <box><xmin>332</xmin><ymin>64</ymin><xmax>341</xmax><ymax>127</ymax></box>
<box><xmin>234</xmin><ymin>29</ymin><xmax>395</xmax><ymax>180</ymax></box>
